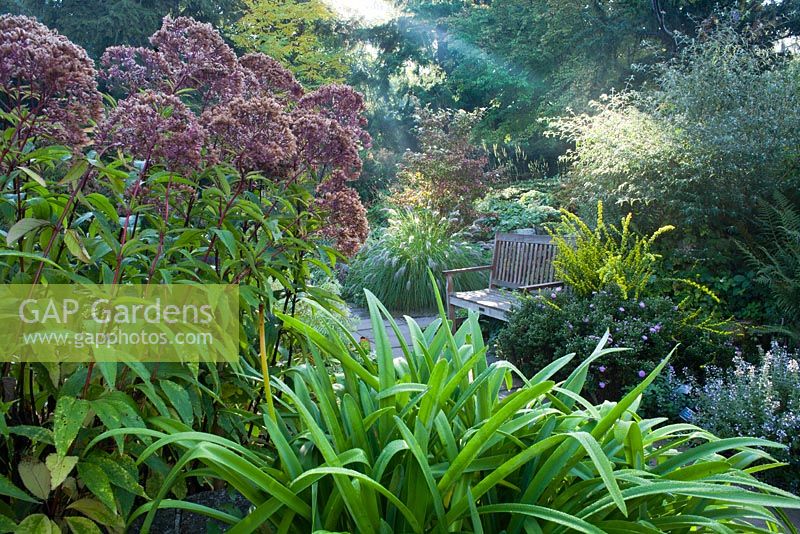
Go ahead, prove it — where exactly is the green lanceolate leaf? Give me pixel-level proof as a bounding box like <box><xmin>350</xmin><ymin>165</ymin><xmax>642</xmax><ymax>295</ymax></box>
<box><xmin>159</xmin><ymin>379</ymin><xmax>194</xmax><ymax>425</ymax></box>
<box><xmin>15</xmin><ymin>514</ymin><xmax>60</xmax><ymax>534</ymax></box>
<box><xmin>54</xmin><ymin>396</ymin><xmax>90</xmax><ymax>456</ymax></box>
<box><xmin>0</xmin><ymin>474</ymin><xmax>38</xmax><ymax>503</ymax></box>
<box><xmin>64</xmin><ymin>229</ymin><xmax>92</xmax><ymax>263</ymax></box>
<box><xmin>77</xmin><ymin>461</ymin><xmax>116</xmax><ymax>512</ymax></box>
<box><xmin>67</xmin><ymin>498</ymin><xmax>124</xmax><ymax>529</ymax></box>
<box><xmin>0</xmin><ymin>514</ymin><xmax>16</xmax><ymax>534</ymax></box>
<box><xmin>64</xmin><ymin>516</ymin><xmax>103</xmax><ymax>534</ymax></box>
<box><xmin>6</xmin><ymin>218</ymin><xmax>50</xmax><ymax>246</ymax></box>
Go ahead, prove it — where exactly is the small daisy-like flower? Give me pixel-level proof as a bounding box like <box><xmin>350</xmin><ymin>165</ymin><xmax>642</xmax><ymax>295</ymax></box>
<box><xmin>598</xmin><ymin>366</ymin><xmax>606</xmax><ymax>373</ymax></box>
<box><xmin>641</xmin><ymin>335</ymin><xmax>648</xmax><ymax>342</ymax></box>
<box><xmin>638</xmin><ymin>370</ymin><xmax>646</xmax><ymax>378</ymax></box>
<box><xmin>599</xmin><ymin>382</ymin><xmax>606</xmax><ymax>389</ymax></box>
<box><xmin>618</xmin><ymin>307</ymin><xmax>625</xmax><ymax>313</ymax></box>
<box><xmin>649</xmin><ymin>323</ymin><xmax>662</xmax><ymax>334</ymax></box>
<box><xmin>639</xmin><ymin>301</ymin><xmax>646</xmax><ymax>309</ymax></box>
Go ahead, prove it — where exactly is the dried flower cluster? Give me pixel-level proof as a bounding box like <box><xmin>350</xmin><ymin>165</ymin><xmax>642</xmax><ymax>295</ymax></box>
<box><xmin>0</xmin><ymin>15</ymin><xmax>102</xmax><ymax>147</ymax></box>
<box><xmin>202</xmin><ymin>96</ymin><xmax>296</xmax><ymax>176</ymax></box>
<box><xmin>316</xmin><ymin>187</ymin><xmax>369</xmax><ymax>256</ymax></box>
<box><xmin>0</xmin><ymin>14</ymin><xmax>371</xmax><ymax>255</ymax></box>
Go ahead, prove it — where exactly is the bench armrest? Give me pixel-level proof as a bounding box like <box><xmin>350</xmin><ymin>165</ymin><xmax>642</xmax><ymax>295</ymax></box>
<box><xmin>444</xmin><ymin>265</ymin><xmax>492</xmax><ymax>298</ymax></box>
<box><xmin>442</xmin><ymin>265</ymin><xmax>492</xmax><ymax>275</ymax></box>
<box><xmin>519</xmin><ymin>281</ymin><xmax>565</xmax><ymax>293</ymax></box>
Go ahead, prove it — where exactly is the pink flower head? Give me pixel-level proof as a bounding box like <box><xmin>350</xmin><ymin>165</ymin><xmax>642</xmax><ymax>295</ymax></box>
<box><xmin>100</xmin><ymin>46</ymin><xmax>170</xmax><ymax>93</ymax></box>
<box><xmin>202</xmin><ymin>96</ymin><xmax>296</xmax><ymax>176</ymax></box>
<box><xmin>149</xmin><ymin>16</ymin><xmax>238</xmax><ymax>95</ymax></box>
<box><xmin>315</xmin><ymin>185</ymin><xmax>369</xmax><ymax>256</ymax></box>
<box><xmin>97</xmin><ymin>91</ymin><xmax>205</xmax><ymax>172</ymax></box>
<box><xmin>0</xmin><ymin>15</ymin><xmax>102</xmax><ymax>146</ymax></box>
<box><xmin>298</xmin><ymin>84</ymin><xmax>371</xmax><ymax>148</ymax></box>
<box><xmin>292</xmin><ymin>110</ymin><xmax>362</xmax><ymax>179</ymax></box>
<box><xmin>239</xmin><ymin>53</ymin><xmax>303</xmax><ymax>101</ymax></box>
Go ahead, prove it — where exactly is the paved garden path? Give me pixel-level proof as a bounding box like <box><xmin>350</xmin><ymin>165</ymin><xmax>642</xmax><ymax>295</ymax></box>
<box><xmin>350</xmin><ymin>307</ymin><xmax>438</xmax><ymax>356</ymax></box>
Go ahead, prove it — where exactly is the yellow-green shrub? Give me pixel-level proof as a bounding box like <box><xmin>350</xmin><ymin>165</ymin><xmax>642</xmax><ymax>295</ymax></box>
<box><xmin>549</xmin><ymin>201</ymin><xmax>674</xmax><ymax>299</ymax></box>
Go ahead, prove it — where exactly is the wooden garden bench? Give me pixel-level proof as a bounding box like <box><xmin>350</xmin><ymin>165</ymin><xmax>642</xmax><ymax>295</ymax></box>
<box><xmin>444</xmin><ymin>233</ymin><xmax>563</xmax><ymax>323</ymax></box>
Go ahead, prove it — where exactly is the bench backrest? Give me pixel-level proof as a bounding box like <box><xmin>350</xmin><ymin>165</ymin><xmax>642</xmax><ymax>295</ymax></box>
<box><xmin>489</xmin><ymin>233</ymin><xmax>558</xmax><ymax>289</ymax></box>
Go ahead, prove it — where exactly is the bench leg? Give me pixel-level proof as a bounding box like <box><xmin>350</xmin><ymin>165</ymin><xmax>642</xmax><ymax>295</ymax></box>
<box><xmin>445</xmin><ymin>274</ymin><xmax>456</xmax><ymax>331</ymax></box>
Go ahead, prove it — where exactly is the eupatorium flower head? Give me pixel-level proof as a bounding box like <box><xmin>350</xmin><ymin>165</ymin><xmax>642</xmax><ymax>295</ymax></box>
<box><xmin>316</xmin><ymin>185</ymin><xmax>369</xmax><ymax>256</ymax></box>
<box><xmin>97</xmin><ymin>91</ymin><xmax>205</xmax><ymax>172</ymax></box>
<box><xmin>298</xmin><ymin>84</ymin><xmax>371</xmax><ymax>148</ymax></box>
<box><xmin>202</xmin><ymin>96</ymin><xmax>296</xmax><ymax>176</ymax></box>
<box><xmin>292</xmin><ymin>110</ymin><xmax>362</xmax><ymax>180</ymax></box>
<box><xmin>100</xmin><ymin>46</ymin><xmax>170</xmax><ymax>93</ymax></box>
<box><xmin>239</xmin><ymin>53</ymin><xmax>303</xmax><ymax>101</ymax></box>
<box><xmin>150</xmin><ymin>16</ymin><xmax>238</xmax><ymax>94</ymax></box>
<box><xmin>101</xmin><ymin>16</ymin><xmax>240</xmax><ymax>104</ymax></box>
<box><xmin>0</xmin><ymin>14</ymin><xmax>102</xmax><ymax>146</ymax></box>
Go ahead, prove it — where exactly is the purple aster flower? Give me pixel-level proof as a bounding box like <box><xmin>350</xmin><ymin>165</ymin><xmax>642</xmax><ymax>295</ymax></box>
<box><xmin>598</xmin><ymin>382</ymin><xmax>606</xmax><ymax>389</ymax></box>
<box><xmin>618</xmin><ymin>307</ymin><xmax>625</xmax><ymax>313</ymax></box>
<box><xmin>641</xmin><ymin>335</ymin><xmax>648</xmax><ymax>342</ymax></box>
<box><xmin>649</xmin><ymin>323</ymin><xmax>662</xmax><ymax>334</ymax></box>
<box><xmin>639</xmin><ymin>301</ymin><xmax>646</xmax><ymax>309</ymax></box>
<box><xmin>598</xmin><ymin>366</ymin><xmax>606</xmax><ymax>373</ymax></box>
<box><xmin>638</xmin><ymin>370</ymin><xmax>646</xmax><ymax>378</ymax></box>
<box><xmin>550</xmin><ymin>292</ymin><xmax>557</xmax><ymax>299</ymax></box>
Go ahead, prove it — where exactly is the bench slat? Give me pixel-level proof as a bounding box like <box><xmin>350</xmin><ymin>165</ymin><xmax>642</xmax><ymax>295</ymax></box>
<box><xmin>446</xmin><ymin>233</ymin><xmax>561</xmax><ymax>325</ymax></box>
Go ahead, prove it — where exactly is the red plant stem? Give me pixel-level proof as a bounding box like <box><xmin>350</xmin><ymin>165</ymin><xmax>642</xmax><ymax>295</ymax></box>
<box><xmin>146</xmin><ymin>180</ymin><xmax>172</xmax><ymax>282</ymax></box>
<box><xmin>201</xmin><ymin>176</ymin><xmax>248</xmax><ymax>266</ymax></box>
<box><xmin>112</xmin><ymin>153</ymin><xmax>153</xmax><ymax>285</ymax></box>
<box><xmin>82</xmin><ymin>362</ymin><xmax>93</xmax><ymax>399</ymax></box>
<box><xmin>31</xmin><ymin>169</ymin><xmax>95</xmax><ymax>285</ymax></box>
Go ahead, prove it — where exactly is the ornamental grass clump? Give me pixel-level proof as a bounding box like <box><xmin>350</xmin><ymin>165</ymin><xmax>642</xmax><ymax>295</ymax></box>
<box><xmin>344</xmin><ymin>209</ymin><xmax>487</xmax><ymax>312</ymax></box>
<box><xmin>95</xmin><ymin>282</ymin><xmax>800</xmax><ymax>533</ymax></box>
